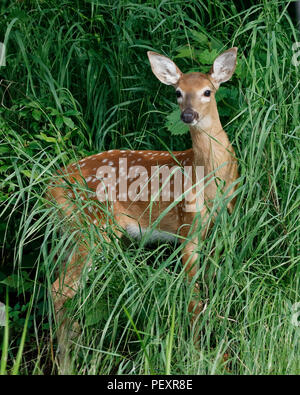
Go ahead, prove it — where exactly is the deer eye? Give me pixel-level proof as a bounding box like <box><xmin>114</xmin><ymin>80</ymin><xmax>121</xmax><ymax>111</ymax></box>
<box><xmin>204</xmin><ymin>90</ymin><xmax>211</xmax><ymax>97</ymax></box>
<box><xmin>176</xmin><ymin>90</ymin><xmax>182</xmax><ymax>98</ymax></box>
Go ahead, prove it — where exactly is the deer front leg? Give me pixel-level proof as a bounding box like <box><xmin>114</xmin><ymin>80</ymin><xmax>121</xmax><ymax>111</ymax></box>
<box><xmin>181</xmin><ymin>238</ymin><xmax>203</xmax><ymax>316</ymax></box>
<box><xmin>180</xmin><ymin>208</ymin><xmax>213</xmax><ymax>342</ymax></box>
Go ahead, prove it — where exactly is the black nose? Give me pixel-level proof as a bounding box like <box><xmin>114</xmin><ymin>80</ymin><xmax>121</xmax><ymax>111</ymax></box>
<box><xmin>181</xmin><ymin>108</ymin><xmax>198</xmax><ymax>124</ymax></box>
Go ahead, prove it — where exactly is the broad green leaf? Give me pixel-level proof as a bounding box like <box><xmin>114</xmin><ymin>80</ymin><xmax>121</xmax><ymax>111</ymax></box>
<box><xmin>165</xmin><ymin>108</ymin><xmax>189</xmax><ymax>135</ymax></box>
<box><xmin>175</xmin><ymin>46</ymin><xmax>195</xmax><ymax>59</ymax></box>
<box><xmin>64</xmin><ymin>109</ymin><xmax>80</xmax><ymax>116</ymax></box>
<box><xmin>47</xmin><ymin>107</ymin><xmax>60</xmax><ymax>116</ymax></box>
<box><xmin>63</xmin><ymin>116</ymin><xmax>75</xmax><ymax>129</ymax></box>
<box><xmin>196</xmin><ymin>48</ymin><xmax>218</xmax><ymax>64</ymax></box>
<box><xmin>0</xmin><ymin>274</ymin><xmax>19</xmax><ymax>288</ymax></box>
<box><xmin>216</xmin><ymin>86</ymin><xmax>239</xmax><ymax>102</ymax></box>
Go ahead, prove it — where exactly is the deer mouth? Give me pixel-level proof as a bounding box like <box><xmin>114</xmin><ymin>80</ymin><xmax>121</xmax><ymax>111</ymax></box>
<box><xmin>180</xmin><ymin>108</ymin><xmax>199</xmax><ymax>124</ymax></box>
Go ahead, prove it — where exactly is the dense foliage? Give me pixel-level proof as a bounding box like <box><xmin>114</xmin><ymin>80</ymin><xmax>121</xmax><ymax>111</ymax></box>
<box><xmin>0</xmin><ymin>0</ymin><xmax>299</xmax><ymax>374</ymax></box>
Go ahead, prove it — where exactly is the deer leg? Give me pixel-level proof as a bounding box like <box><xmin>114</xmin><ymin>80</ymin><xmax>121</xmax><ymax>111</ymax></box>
<box><xmin>180</xmin><ymin>208</ymin><xmax>212</xmax><ymax>342</ymax></box>
<box><xmin>181</xmin><ymin>238</ymin><xmax>203</xmax><ymax>313</ymax></box>
<box><xmin>51</xmin><ymin>210</ymin><xmax>124</xmax><ymax>374</ymax></box>
<box><xmin>52</xmin><ymin>244</ymin><xmax>89</xmax><ymax>374</ymax></box>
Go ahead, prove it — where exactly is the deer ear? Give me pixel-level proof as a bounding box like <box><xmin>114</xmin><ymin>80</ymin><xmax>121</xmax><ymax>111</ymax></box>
<box><xmin>147</xmin><ymin>51</ymin><xmax>182</xmax><ymax>86</ymax></box>
<box><xmin>209</xmin><ymin>47</ymin><xmax>237</xmax><ymax>88</ymax></box>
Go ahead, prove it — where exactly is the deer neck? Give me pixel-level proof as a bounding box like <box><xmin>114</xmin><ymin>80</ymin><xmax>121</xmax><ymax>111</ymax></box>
<box><xmin>189</xmin><ymin>106</ymin><xmax>231</xmax><ymax>176</ymax></box>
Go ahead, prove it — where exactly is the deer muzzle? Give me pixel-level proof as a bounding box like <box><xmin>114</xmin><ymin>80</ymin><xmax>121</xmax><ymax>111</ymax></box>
<box><xmin>180</xmin><ymin>108</ymin><xmax>199</xmax><ymax>124</ymax></box>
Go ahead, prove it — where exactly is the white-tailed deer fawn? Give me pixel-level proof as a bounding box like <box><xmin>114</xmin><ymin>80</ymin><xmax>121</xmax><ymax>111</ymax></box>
<box><xmin>49</xmin><ymin>47</ymin><xmax>239</xmax><ymax>373</ymax></box>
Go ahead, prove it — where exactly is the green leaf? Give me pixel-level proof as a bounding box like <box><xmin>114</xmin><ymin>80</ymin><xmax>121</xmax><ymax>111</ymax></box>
<box><xmin>216</xmin><ymin>87</ymin><xmax>231</xmax><ymax>101</ymax></box>
<box><xmin>216</xmin><ymin>86</ymin><xmax>239</xmax><ymax>102</ymax></box>
<box><xmin>55</xmin><ymin>115</ymin><xmax>63</xmax><ymax>129</ymax></box>
<box><xmin>47</xmin><ymin>107</ymin><xmax>60</xmax><ymax>116</ymax></box>
<box><xmin>28</xmin><ymin>101</ymin><xmax>40</xmax><ymax>109</ymax></box>
<box><xmin>63</xmin><ymin>131</ymin><xmax>72</xmax><ymax>141</ymax></box>
<box><xmin>190</xmin><ymin>30</ymin><xmax>208</xmax><ymax>45</ymax></box>
<box><xmin>63</xmin><ymin>116</ymin><xmax>74</xmax><ymax>129</ymax></box>
<box><xmin>0</xmin><ymin>165</ymin><xmax>10</xmax><ymax>173</ymax></box>
<box><xmin>235</xmin><ymin>60</ymin><xmax>243</xmax><ymax>78</ymax></box>
<box><xmin>21</xmin><ymin>169</ymin><xmax>40</xmax><ymax>180</ymax></box>
<box><xmin>85</xmin><ymin>301</ymin><xmax>108</xmax><ymax>326</ymax></box>
<box><xmin>196</xmin><ymin>48</ymin><xmax>218</xmax><ymax>64</ymax></box>
<box><xmin>218</xmin><ymin>106</ymin><xmax>232</xmax><ymax>117</ymax></box>
<box><xmin>21</xmin><ymin>170</ymin><xmax>32</xmax><ymax>178</ymax></box>
<box><xmin>85</xmin><ymin>310</ymin><xmax>103</xmax><ymax>326</ymax></box>
<box><xmin>36</xmin><ymin>132</ymin><xmax>57</xmax><ymax>143</ymax></box>
<box><xmin>210</xmin><ymin>37</ymin><xmax>223</xmax><ymax>50</ymax></box>
<box><xmin>0</xmin><ymin>146</ymin><xmax>10</xmax><ymax>154</ymax></box>
<box><xmin>64</xmin><ymin>109</ymin><xmax>80</xmax><ymax>116</ymax></box>
<box><xmin>32</xmin><ymin>109</ymin><xmax>41</xmax><ymax>121</ymax></box>
<box><xmin>0</xmin><ymin>272</ymin><xmax>33</xmax><ymax>294</ymax></box>
<box><xmin>0</xmin><ymin>274</ymin><xmax>19</xmax><ymax>288</ymax></box>
<box><xmin>175</xmin><ymin>46</ymin><xmax>195</xmax><ymax>59</ymax></box>
<box><xmin>94</xmin><ymin>14</ymin><xmax>104</xmax><ymax>23</ymax></box>
<box><xmin>165</xmin><ymin>108</ymin><xmax>189</xmax><ymax>135</ymax></box>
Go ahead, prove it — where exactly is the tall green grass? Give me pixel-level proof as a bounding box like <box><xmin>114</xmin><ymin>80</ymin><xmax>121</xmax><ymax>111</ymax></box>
<box><xmin>0</xmin><ymin>0</ymin><xmax>299</xmax><ymax>374</ymax></box>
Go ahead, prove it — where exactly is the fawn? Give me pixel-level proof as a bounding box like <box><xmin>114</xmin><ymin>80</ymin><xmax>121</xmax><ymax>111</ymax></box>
<box><xmin>49</xmin><ymin>47</ymin><xmax>239</xmax><ymax>373</ymax></box>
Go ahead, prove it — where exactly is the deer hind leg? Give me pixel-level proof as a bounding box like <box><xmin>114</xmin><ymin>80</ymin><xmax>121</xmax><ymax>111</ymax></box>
<box><xmin>52</xmin><ymin>243</ymin><xmax>90</xmax><ymax>374</ymax></box>
<box><xmin>50</xmin><ymin>199</ymin><xmax>125</xmax><ymax>373</ymax></box>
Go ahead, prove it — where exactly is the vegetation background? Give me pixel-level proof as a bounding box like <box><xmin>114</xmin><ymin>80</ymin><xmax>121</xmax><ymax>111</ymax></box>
<box><xmin>0</xmin><ymin>0</ymin><xmax>299</xmax><ymax>374</ymax></box>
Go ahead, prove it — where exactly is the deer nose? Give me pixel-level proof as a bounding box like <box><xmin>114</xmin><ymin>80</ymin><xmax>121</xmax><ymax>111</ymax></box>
<box><xmin>181</xmin><ymin>108</ymin><xmax>198</xmax><ymax>124</ymax></box>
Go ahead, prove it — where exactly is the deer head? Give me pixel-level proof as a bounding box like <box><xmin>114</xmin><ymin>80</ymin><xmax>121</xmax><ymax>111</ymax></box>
<box><xmin>147</xmin><ymin>47</ymin><xmax>237</xmax><ymax>128</ymax></box>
